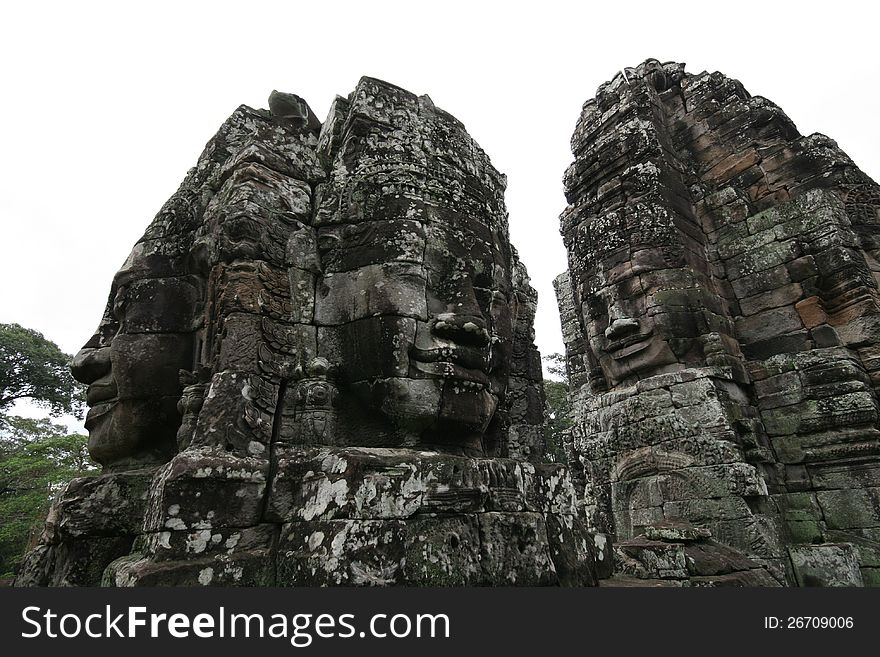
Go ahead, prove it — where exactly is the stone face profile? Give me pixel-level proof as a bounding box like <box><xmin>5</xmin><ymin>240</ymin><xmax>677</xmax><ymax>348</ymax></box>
<box><xmin>557</xmin><ymin>60</ymin><xmax>880</xmax><ymax>586</ymax></box>
<box><xmin>16</xmin><ymin>78</ymin><xmax>595</xmax><ymax>586</ymax></box>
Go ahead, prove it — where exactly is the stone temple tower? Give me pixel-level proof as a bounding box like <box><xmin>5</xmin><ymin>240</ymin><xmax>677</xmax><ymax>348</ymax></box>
<box><xmin>17</xmin><ymin>78</ymin><xmax>597</xmax><ymax>587</ymax></box>
<box><xmin>556</xmin><ymin>60</ymin><xmax>880</xmax><ymax>586</ymax></box>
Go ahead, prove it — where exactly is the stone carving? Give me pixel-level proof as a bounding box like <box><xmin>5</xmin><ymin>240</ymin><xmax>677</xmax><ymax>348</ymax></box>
<box><xmin>557</xmin><ymin>60</ymin><xmax>880</xmax><ymax>586</ymax></box>
<box><xmin>16</xmin><ymin>79</ymin><xmax>595</xmax><ymax>587</ymax></box>
<box><xmin>285</xmin><ymin>357</ymin><xmax>338</xmax><ymax>445</ymax></box>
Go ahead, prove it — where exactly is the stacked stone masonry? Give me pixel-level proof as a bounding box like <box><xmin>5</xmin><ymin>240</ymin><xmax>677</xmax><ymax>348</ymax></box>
<box><xmin>556</xmin><ymin>60</ymin><xmax>880</xmax><ymax>586</ymax></box>
<box><xmin>17</xmin><ymin>61</ymin><xmax>880</xmax><ymax>588</ymax></box>
<box><xmin>17</xmin><ymin>79</ymin><xmax>596</xmax><ymax>587</ymax></box>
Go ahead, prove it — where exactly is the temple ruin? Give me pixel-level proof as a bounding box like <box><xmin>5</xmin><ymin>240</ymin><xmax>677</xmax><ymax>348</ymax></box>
<box><xmin>556</xmin><ymin>60</ymin><xmax>880</xmax><ymax>586</ymax></box>
<box><xmin>16</xmin><ymin>78</ymin><xmax>595</xmax><ymax>587</ymax></box>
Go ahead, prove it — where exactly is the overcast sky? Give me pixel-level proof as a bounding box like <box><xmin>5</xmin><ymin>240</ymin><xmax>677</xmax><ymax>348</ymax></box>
<box><xmin>2</xmin><ymin>0</ymin><xmax>878</xmax><ymax>429</ymax></box>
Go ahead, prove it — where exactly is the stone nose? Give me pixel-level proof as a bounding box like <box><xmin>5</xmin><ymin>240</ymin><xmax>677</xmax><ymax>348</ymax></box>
<box><xmin>70</xmin><ymin>346</ymin><xmax>112</xmax><ymax>385</ymax></box>
<box><xmin>605</xmin><ymin>317</ymin><xmax>640</xmax><ymax>341</ymax></box>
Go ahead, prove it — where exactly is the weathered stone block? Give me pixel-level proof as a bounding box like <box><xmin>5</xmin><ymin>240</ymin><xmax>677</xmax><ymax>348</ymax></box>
<box><xmin>277</xmin><ymin>519</ymin><xmax>407</xmax><ymax>586</ymax></box>
<box><xmin>105</xmin><ymin>549</ymin><xmax>275</xmax><ymax>586</ymax></box>
<box><xmin>266</xmin><ymin>446</ymin><xmax>424</xmax><ymax>522</ymax></box>
<box><xmin>688</xmin><ymin>570</ymin><xmax>780</xmax><ymax>587</ymax></box>
<box><xmin>788</xmin><ymin>544</ymin><xmax>864</xmax><ymax>587</ymax></box>
<box><xmin>478</xmin><ymin>512</ymin><xmax>556</xmax><ymax>585</ymax></box>
<box><xmin>734</xmin><ymin>307</ymin><xmax>804</xmax><ymax>343</ymax></box>
<box><xmin>315</xmin><ymin>263</ymin><xmax>428</xmax><ymax>325</ymax></box>
<box><xmin>318</xmin><ymin>316</ymin><xmax>415</xmax><ymax>381</ymax></box>
<box><xmin>816</xmin><ymin>487</ymin><xmax>880</xmax><ymax>530</ymax></box>
<box><xmin>683</xmin><ymin>539</ymin><xmax>758</xmax><ymax>576</ymax></box>
<box><xmin>144</xmin><ymin>449</ymin><xmax>269</xmax><ymax>531</ymax></box>
<box><xmin>544</xmin><ymin>513</ymin><xmax>598</xmax><ymax>586</ymax></box>
<box><xmin>525</xmin><ymin>462</ymin><xmax>578</xmax><ymax>515</ymax></box>
<box><xmin>795</xmin><ymin>296</ymin><xmax>828</xmax><ymax>329</ymax></box>
<box><xmin>809</xmin><ymin>462</ymin><xmax>880</xmax><ymax>491</ymax></box>
<box><xmin>138</xmin><ymin>524</ymin><xmax>277</xmax><ymax>562</ymax></box>
<box><xmin>16</xmin><ymin>537</ymin><xmax>134</xmax><ymax>587</ymax></box>
<box><xmin>420</xmin><ymin>453</ymin><xmax>492</xmax><ymax>513</ymax></box>
<box><xmin>193</xmin><ymin>370</ymin><xmax>272</xmax><ymax>451</ymax></box>
<box><xmin>740</xmin><ymin>283</ymin><xmax>803</xmax><ymax>316</ymax></box>
<box><xmin>42</xmin><ymin>469</ymin><xmax>155</xmax><ymax>541</ymax></box>
<box><xmin>860</xmin><ymin>567</ymin><xmax>880</xmax><ymax>587</ymax></box>
<box><xmin>615</xmin><ymin>538</ymin><xmax>689</xmax><ymax>580</ymax></box>
<box><xmin>403</xmin><ymin>514</ymin><xmax>482</xmax><ymax>586</ymax></box>
<box><xmin>592</xmin><ymin>533</ymin><xmax>614</xmax><ymax>579</ymax></box>
<box><xmin>786</xmin><ymin>520</ymin><xmax>825</xmax><ymax>544</ymax></box>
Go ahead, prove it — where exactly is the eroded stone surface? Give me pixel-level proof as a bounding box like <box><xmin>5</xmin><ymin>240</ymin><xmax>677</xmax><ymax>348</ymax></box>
<box><xmin>17</xmin><ymin>79</ymin><xmax>594</xmax><ymax>587</ymax></box>
<box><xmin>556</xmin><ymin>60</ymin><xmax>880</xmax><ymax>586</ymax></box>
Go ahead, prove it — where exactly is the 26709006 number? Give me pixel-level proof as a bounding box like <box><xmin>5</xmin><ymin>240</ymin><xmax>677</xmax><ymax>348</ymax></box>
<box><xmin>787</xmin><ymin>617</ymin><xmax>853</xmax><ymax>629</ymax></box>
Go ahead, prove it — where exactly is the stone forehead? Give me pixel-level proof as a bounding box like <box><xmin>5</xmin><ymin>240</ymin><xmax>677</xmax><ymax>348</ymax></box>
<box><xmin>317</xmin><ymin>78</ymin><xmax>508</xmax><ymax>228</ymax></box>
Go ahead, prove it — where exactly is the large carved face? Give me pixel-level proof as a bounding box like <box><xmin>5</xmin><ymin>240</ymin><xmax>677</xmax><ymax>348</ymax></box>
<box><xmin>307</xmin><ymin>84</ymin><xmax>517</xmax><ymax>454</ymax></box>
<box><xmin>70</xmin><ymin>237</ymin><xmax>202</xmax><ymax>469</ymax></box>
<box><xmin>315</xmin><ymin>191</ymin><xmax>514</xmax><ymax>453</ymax></box>
<box><xmin>574</xmin><ymin>204</ymin><xmax>717</xmax><ymax>389</ymax></box>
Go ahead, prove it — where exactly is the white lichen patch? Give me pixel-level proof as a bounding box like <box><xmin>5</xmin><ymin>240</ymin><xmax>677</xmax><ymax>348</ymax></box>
<box><xmin>225</xmin><ymin>468</ymin><xmax>267</xmax><ymax>482</ymax></box>
<box><xmin>197</xmin><ymin>567</ymin><xmax>214</xmax><ymax>585</ymax></box>
<box><xmin>307</xmin><ymin>531</ymin><xmax>325</xmax><ymax>551</ymax></box>
<box><xmin>186</xmin><ymin>530</ymin><xmax>213</xmax><ymax>554</ymax></box>
<box><xmin>330</xmin><ymin>526</ymin><xmax>349</xmax><ymax>557</ymax></box>
<box><xmin>594</xmin><ymin>534</ymin><xmax>607</xmax><ymax>560</ymax></box>
<box><xmin>300</xmin><ymin>476</ymin><xmax>349</xmax><ymax>521</ymax></box>
<box><xmin>320</xmin><ymin>454</ymin><xmax>349</xmax><ymax>475</ymax></box>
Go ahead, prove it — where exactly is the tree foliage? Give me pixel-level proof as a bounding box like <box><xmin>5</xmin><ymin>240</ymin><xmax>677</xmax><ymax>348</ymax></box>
<box><xmin>543</xmin><ymin>351</ymin><xmax>568</xmax><ymax>380</ymax></box>
<box><xmin>0</xmin><ymin>416</ymin><xmax>96</xmax><ymax>577</ymax></box>
<box><xmin>0</xmin><ymin>323</ymin><xmax>84</xmax><ymax>417</ymax></box>
<box><xmin>542</xmin><ymin>352</ymin><xmax>572</xmax><ymax>463</ymax></box>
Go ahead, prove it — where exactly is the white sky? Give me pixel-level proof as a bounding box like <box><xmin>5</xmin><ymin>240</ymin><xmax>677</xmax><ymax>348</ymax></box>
<box><xmin>2</xmin><ymin>0</ymin><xmax>878</xmax><ymax>430</ymax></box>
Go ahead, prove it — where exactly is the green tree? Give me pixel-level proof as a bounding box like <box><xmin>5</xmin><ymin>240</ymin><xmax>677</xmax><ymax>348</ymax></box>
<box><xmin>0</xmin><ymin>323</ymin><xmax>91</xmax><ymax>577</ymax></box>
<box><xmin>543</xmin><ymin>352</ymin><xmax>572</xmax><ymax>463</ymax></box>
<box><xmin>0</xmin><ymin>323</ymin><xmax>84</xmax><ymax>418</ymax></box>
<box><xmin>0</xmin><ymin>416</ymin><xmax>96</xmax><ymax>577</ymax></box>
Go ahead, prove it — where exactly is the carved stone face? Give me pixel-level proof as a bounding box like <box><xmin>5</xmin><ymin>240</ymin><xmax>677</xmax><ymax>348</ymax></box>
<box><xmin>307</xmin><ymin>83</ymin><xmax>518</xmax><ymax>454</ymax></box>
<box><xmin>70</xmin><ymin>242</ymin><xmax>201</xmax><ymax>469</ymax></box>
<box><xmin>578</xmin><ymin>237</ymin><xmax>714</xmax><ymax>389</ymax></box>
<box><xmin>72</xmin><ymin>84</ymin><xmax>526</xmax><ymax>465</ymax></box>
<box><xmin>315</xmin><ymin>201</ymin><xmax>513</xmax><ymax>453</ymax></box>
